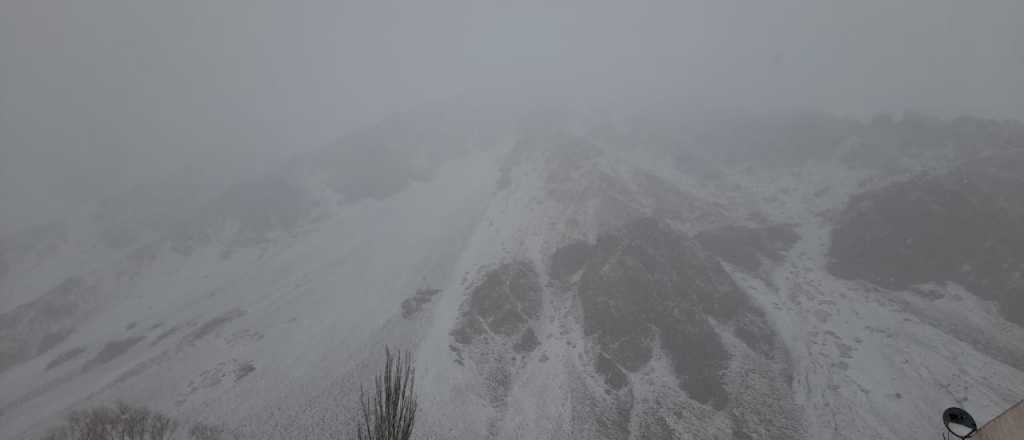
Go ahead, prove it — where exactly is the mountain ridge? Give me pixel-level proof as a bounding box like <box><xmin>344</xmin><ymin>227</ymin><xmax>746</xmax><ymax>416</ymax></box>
<box><xmin>1</xmin><ymin>108</ymin><xmax>1023</xmax><ymax>439</ymax></box>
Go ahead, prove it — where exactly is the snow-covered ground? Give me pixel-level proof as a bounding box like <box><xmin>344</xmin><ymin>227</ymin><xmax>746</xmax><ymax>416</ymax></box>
<box><xmin>1</xmin><ymin>111</ymin><xmax>1022</xmax><ymax>439</ymax></box>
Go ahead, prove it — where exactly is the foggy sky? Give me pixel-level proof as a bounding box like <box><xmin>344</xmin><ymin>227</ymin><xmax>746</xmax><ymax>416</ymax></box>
<box><xmin>2</xmin><ymin>0</ymin><xmax>1023</xmax><ymax>234</ymax></box>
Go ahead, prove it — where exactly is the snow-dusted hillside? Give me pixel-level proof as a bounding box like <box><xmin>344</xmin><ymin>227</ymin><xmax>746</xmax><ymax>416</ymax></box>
<box><xmin>1</xmin><ymin>106</ymin><xmax>1023</xmax><ymax>439</ymax></box>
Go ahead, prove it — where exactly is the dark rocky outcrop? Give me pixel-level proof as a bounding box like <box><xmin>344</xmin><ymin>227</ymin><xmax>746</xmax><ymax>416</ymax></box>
<box><xmin>450</xmin><ymin>262</ymin><xmax>541</xmax><ymax>345</ymax></box>
<box><xmin>400</xmin><ymin>288</ymin><xmax>442</xmax><ymax>319</ymax></box>
<box><xmin>512</xmin><ymin>328</ymin><xmax>540</xmax><ymax>354</ymax></box>
<box><xmin>570</xmin><ymin>218</ymin><xmax>775</xmax><ymax>410</ymax></box>
<box><xmin>234</xmin><ymin>360</ymin><xmax>256</xmax><ymax>382</ymax></box>
<box><xmin>549</xmin><ymin>241</ymin><xmax>595</xmax><ymax>281</ymax></box>
<box><xmin>450</xmin><ymin>262</ymin><xmax>543</xmax><ymax>407</ymax></box>
<box><xmin>829</xmin><ymin>152</ymin><xmax>1024</xmax><ymax>325</ymax></box>
<box><xmin>593</xmin><ymin>352</ymin><xmax>628</xmax><ymax>390</ymax></box>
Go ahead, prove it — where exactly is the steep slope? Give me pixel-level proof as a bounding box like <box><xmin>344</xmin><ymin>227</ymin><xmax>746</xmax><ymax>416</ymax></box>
<box><xmin>829</xmin><ymin>151</ymin><xmax>1024</xmax><ymax>326</ymax></box>
<box><xmin>0</xmin><ymin>108</ymin><xmax>1022</xmax><ymax>439</ymax></box>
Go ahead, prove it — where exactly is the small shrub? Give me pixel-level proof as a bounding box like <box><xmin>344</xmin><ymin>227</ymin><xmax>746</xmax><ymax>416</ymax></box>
<box><xmin>40</xmin><ymin>402</ymin><xmax>232</xmax><ymax>440</ymax></box>
<box><xmin>188</xmin><ymin>422</ymin><xmax>224</xmax><ymax>440</ymax></box>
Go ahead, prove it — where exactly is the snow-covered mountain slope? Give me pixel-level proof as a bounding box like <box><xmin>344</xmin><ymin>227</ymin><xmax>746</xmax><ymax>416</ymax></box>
<box><xmin>1</xmin><ymin>108</ymin><xmax>1023</xmax><ymax>439</ymax></box>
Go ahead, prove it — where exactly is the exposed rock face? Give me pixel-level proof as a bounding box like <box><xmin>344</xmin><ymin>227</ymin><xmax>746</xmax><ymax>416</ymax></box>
<box><xmin>5</xmin><ymin>109</ymin><xmax>1024</xmax><ymax>440</ymax></box>
<box><xmin>567</xmin><ymin>218</ymin><xmax>774</xmax><ymax>410</ymax></box>
<box><xmin>829</xmin><ymin>152</ymin><xmax>1024</xmax><ymax>325</ymax></box>
<box><xmin>549</xmin><ymin>241</ymin><xmax>594</xmax><ymax>281</ymax></box>
<box><xmin>450</xmin><ymin>262</ymin><xmax>543</xmax><ymax>407</ymax></box>
<box><xmin>451</xmin><ymin>262</ymin><xmax>542</xmax><ymax>345</ymax></box>
<box><xmin>541</xmin><ymin>218</ymin><xmax>801</xmax><ymax>440</ymax></box>
<box><xmin>525</xmin><ymin>135</ymin><xmax>736</xmax><ymax>238</ymax></box>
<box><xmin>401</xmin><ymin>288</ymin><xmax>442</xmax><ymax>319</ymax></box>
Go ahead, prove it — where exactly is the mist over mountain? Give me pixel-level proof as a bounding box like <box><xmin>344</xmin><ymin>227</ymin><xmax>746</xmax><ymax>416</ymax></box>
<box><xmin>4</xmin><ymin>1</ymin><xmax>1024</xmax><ymax>438</ymax></box>
<box><xmin>1</xmin><ymin>101</ymin><xmax>1023</xmax><ymax>439</ymax></box>
<box><xmin>4</xmin><ymin>0</ymin><xmax>1024</xmax><ymax>237</ymax></box>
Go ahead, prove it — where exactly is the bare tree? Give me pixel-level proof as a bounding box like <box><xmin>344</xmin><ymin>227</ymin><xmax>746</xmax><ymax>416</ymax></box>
<box><xmin>356</xmin><ymin>347</ymin><xmax>418</xmax><ymax>440</ymax></box>
<box><xmin>115</xmin><ymin>402</ymin><xmax>149</xmax><ymax>440</ymax></box>
<box><xmin>66</xmin><ymin>406</ymin><xmax>117</xmax><ymax>440</ymax></box>
<box><xmin>40</xmin><ymin>402</ymin><xmax>180</xmax><ymax>440</ymax></box>
<box><xmin>147</xmin><ymin>411</ymin><xmax>178</xmax><ymax>440</ymax></box>
<box><xmin>188</xmin><ymin>422</ymin><xmax>225</xmax><ymax>440</ymax></box>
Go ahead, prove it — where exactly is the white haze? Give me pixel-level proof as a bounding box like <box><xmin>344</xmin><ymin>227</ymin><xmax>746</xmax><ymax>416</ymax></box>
<box><xmin>2</xmin><ymin>0</ymin><xmax>1024</xmax><ymax>234</ymax></box>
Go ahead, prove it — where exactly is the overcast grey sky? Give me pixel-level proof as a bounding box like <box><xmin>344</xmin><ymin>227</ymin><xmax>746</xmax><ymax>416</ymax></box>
<box><xmin>2</xmin><ymin>0</ymin><xmax>1023</xmax><ymax>233</ymax></box>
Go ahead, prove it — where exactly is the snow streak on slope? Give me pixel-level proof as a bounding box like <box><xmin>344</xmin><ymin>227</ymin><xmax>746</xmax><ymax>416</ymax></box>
<box><xmin>724</xmin><ymin>150</ymin><xmax>1024</xmax><ymax>440</ymax></box>
<box><xmin>0</xmin><ymin>143</ymin><xmax>505</xmax><ymax>438</ymax></box>
<box><xmin>1</xmin><ymin>109</ymin><xmax>1023</xmax><ymax>439</ymax></box>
